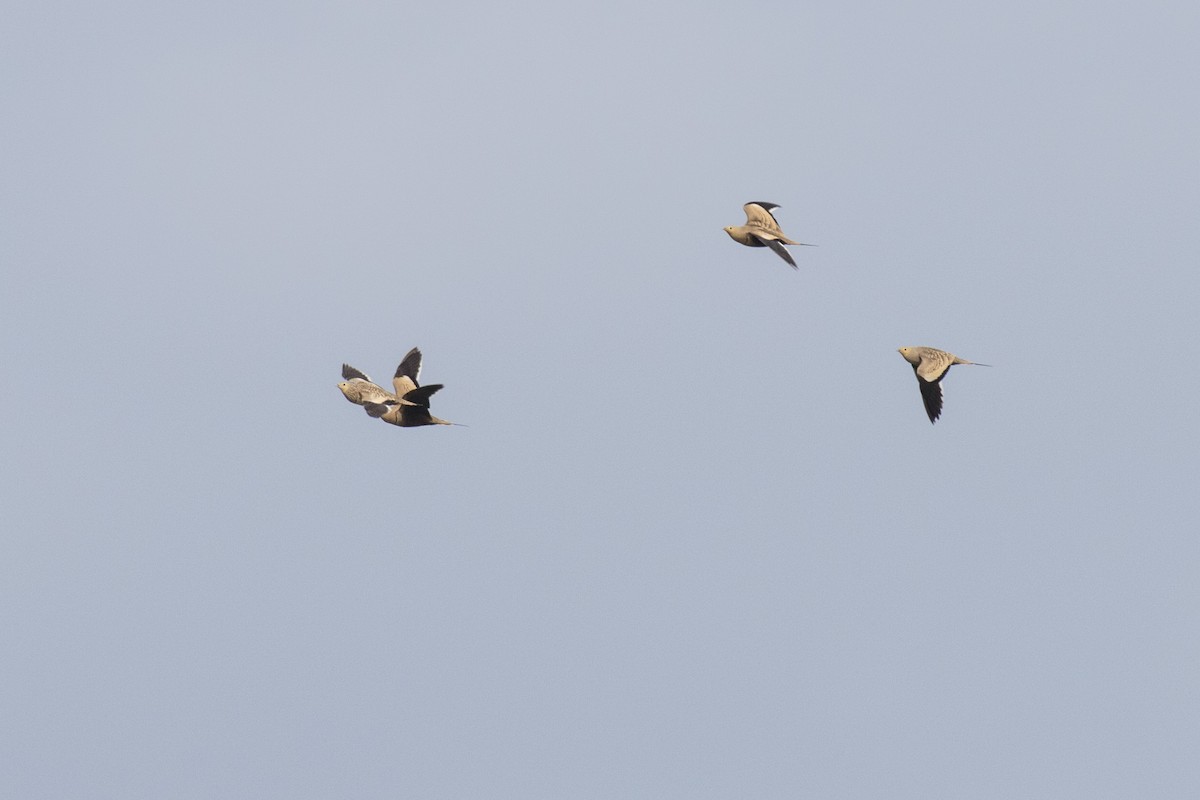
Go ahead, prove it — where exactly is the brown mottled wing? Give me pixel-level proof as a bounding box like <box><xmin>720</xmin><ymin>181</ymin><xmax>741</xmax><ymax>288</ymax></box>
<box><xmin>393</xmin><ymin>348</ymin><xmax>423</xmax><ymax>396</ymax></box>
<box><xmin>914</xmin><ymin>349</ymin><xmax>955</xmax><ymax>383</ymax></box>
<box><xmin>392</xmin><ymin>376</ymin><xmax>416</xmax><ymax>397</ymax></box>
<box><xmin>743</xmin><ymin>202</ymin><xmax>783</xmax><ymax>234</ymax></box>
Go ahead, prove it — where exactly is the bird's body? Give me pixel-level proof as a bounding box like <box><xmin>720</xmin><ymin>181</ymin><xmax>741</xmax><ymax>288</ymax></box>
<box><xmin>363</xmin><ymin>400</ymin><xmax>457</xmax><ymax>428</ymax></box>
<box><xmin>723</xmin><ymin>201</ymin><xmax>815</xmax><ymax>269</ymax></box>
<box><xmin>897</xmin><ymin>346</ymin><xmax>987</xmax><ymax>424</ymax></box>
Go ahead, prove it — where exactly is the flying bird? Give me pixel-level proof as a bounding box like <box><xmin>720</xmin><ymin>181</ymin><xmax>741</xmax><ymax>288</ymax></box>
<box><xmin>897</xmin><ymin>346</ymin><xmax>989</xmax><ymax>424</ymax></box>
<box><xmin>337</xmin><ymin>363</ymin><xmax>413</xmax><ymax>407</ymax></box>
<box><xmin>337</xmin><ymin>347</ymin><xmax>443</xmax><ymax>411</ymax></box>
<box><xmin>723</xmin><ymin>201</ymin><xmax>815</xmax><ymax>269</ymax></box>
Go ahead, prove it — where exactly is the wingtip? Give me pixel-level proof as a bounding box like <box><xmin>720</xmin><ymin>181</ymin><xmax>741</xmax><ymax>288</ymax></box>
<box><xmin>342</xmin><ymin>363</ymin><xmax>371</xmax><ymax>382</ymax></box>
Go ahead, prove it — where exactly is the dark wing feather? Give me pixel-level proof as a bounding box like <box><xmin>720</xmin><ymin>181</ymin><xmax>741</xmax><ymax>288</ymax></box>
<box><xmin>916</xmin><ymin>375</ymin><xmax>944</xmax><ymax>424</ymax></box>
<box><xmin>401</xmin><ymin>384</ymin><xmax>443</xmax><ymax>407</ymax></box>
<box><xmin>395</xmin><ymin>348</ymin><xmax>423</xmax><ymax>386</ymax></box>
<box><xmin>758</xmin><ymin>236</ymin><xmax>798</xmax><ymax>268</ymax></box>
<box><xmin>342</xmin><ymin>364</ymin><xmax>371</xmax><ymax>382</ymax></box>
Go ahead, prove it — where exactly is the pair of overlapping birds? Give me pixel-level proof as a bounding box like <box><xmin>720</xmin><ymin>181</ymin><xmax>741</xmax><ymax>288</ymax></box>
<box><xmin>338</xmin><ymin>347</ymin><xmax>459</xmax><ymax>428</ymax></box>
<box><xmin>339</xmin><ymin>202</ymin><xmax>985</xmax><ymax>429</ymax></box>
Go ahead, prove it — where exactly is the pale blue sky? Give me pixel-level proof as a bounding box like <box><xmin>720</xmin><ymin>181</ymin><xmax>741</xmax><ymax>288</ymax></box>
<box><xmin>3</xmin><ymin>1</ymin><xmax>1199</xmax><ymax>797</ymax></box>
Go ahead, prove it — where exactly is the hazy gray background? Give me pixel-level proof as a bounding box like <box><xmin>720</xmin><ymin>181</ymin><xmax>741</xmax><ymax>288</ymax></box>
<box><xmin>4</xmin><ymin>0</ymin><xmax>1198</xmax><ymax>797</ymax></box>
